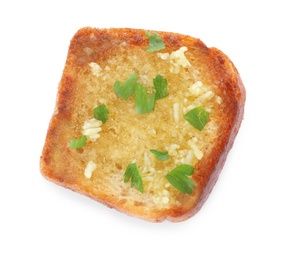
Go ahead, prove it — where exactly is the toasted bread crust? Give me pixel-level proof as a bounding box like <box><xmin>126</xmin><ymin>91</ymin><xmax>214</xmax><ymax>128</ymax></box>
<box><xmin>40</xmin><ymin>27</ymin><xmax>245</xmax><ymax>222</ymax></box>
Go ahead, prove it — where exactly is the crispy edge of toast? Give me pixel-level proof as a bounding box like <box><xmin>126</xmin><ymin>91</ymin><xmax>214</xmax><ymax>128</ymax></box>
<box><xmin>40</xmin><ymin>27</ymin><xmax>246</xmax><ymax>222</ymax></box>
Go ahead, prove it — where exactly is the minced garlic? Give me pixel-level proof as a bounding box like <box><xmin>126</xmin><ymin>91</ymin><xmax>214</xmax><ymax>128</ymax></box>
<box><xmin>82</xmin><ymin>118</ymin><xmax>102</xmax><ymax>142</ymax></box>
<box><xmin>84</xmin><ymin>160</ymin><xmax>97</xmax><ymax>179</ymax></box>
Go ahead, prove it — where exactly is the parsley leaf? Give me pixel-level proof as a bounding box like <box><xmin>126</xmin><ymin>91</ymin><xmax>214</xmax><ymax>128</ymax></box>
<box><xmin>134</xmin><ymin>83</ymin><xmax>156</xmax><ymax>114</ymax></box>
<box><xmin>183</xmin><ymin>106</ymin><xmax>210</xmax><ymax>131</ymax></box>
<box><xmin>145</xmin><ymin>31</ymin><xmax>165</xmax><ymax>52</ymax></box>
<box><xmin>114</xmin><ymin>72</ymin><xmax>138</xmax><ymax>100</ymax></box>
<box><xmin>153</xmin><ymin>74</ymin><xmax>168</xmax><ymax>100</ymax></box>
<box><xmin>123</xmin><ymin>163</ymin><xmax>144</xmax><ymax>193</ymax></box>
<box><xmin>70</xmin><ymin>135</ymin><xmax>87</xmax><ymax>149</ymax></box>
<box><xmin>150</xmin><ymin>149</ymin><xmax>169</xmax><ymax>161</ymax></box>
<box><xmin>165</xmin><ymin>164</ymin><xmax>195</xmax><ymax>194</ymax></box>
<box><xmin>93</xmin><ymin>104</ymin><xmax>109</xmax><ymax>123</ymax></box>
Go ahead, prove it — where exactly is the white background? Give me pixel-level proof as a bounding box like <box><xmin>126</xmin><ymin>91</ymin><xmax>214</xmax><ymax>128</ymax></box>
<box><xmin>1</xmin><ymin>1</ymin><xmax>283</xmax><ymax>259</ymax></box>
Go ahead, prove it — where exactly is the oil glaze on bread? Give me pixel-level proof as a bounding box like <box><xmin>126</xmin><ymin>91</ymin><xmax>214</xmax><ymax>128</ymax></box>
<box><xmin>40</xmin><ymin>27</ymin><xmax>245</xmax><ymax>222</ymax></box>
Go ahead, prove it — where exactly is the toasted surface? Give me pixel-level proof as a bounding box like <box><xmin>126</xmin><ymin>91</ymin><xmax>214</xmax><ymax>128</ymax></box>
<box><xmin>40</xmin><ymin>27</ymin><xmax>245</xmax><ymax>222</ymax></box>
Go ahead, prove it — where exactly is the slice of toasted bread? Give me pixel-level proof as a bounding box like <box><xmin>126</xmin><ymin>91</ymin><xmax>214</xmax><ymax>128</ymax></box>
<box><xmin>40</xmin><ymin>27</ymin><xmax>245</xmax><ymax>222</ymax></box>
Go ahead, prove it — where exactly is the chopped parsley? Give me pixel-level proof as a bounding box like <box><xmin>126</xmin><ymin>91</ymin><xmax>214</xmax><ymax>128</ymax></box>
<box><xmin>165</xmin><ymin>164</ymin><xmax>195</xmax><ymax>194</ymax></box>
<box><xmin>153</xmin><ymin>74</ymin><xmax>168</xmax><ymax>100</ymax></box>
<box><xmin>145</xmin><ymin>31</ymin><xmax>165</xmax><ymax>52</ymax></box>
<box><xmin>123</xmin><ymin>163</ymin><xmax>144</xmax><ymax>193</ymax></box>
<box><xmin>70</xmin><ymin>135</ymin><xmax>87</xmax><ymax>149</ymax></box>
<box><xmin>183</xmin><ymin>106</ymin><xmax>210</xmax><ymax>131</ymax></box>
<box><xmin>114</xmin><ymin>72</ymin><xmax>138</xmax><ymax>100</ymax></box>
<box><xmin>113</xmin><ymin>73</ymin><xmax>170</xmax><ymax>114</ymax></box>
<box><xmin>134</xmin><ymin>83</ymin><xmax>156</xmax><ymax>114</ymax></box>
<box><xmin>93</xmin><ymin>104</ymin><xmax>109</xmax><ymax>123</ymax></box>
<box><xmin>150</xmin><ymin>149</ymin><xmax>169</xmax><ymax>161</ymax></box>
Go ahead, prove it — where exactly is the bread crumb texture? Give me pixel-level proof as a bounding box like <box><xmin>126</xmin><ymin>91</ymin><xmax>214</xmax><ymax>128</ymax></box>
<box><xmin>41</xmin><ymin>28</ymin><xmax>244</xmax><ymax>221</ymax></box>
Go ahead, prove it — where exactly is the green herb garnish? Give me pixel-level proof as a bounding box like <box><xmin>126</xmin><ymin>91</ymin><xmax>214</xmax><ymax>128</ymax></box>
<box><xmin>114</xmin><ymin>72</ymin><xmax>138</xmax><ymax>100</ymax></box>
<box><xmin>70</xmin><ymin>135</ymin><xmax>87</xmax><ymax>149</ymax></box>
<box><xmin>123</xmin><ymin>163</ymin><xmax>144</xmax><ymax>193</ymax></box>
<box><xmin>183</xmin><ymin>106</ymin><xmax>210</xmax><ymax>131</ymax></box>
<box><xmin>134</xmin><ymin>83</ymin><xmax>156</xmax><ymax>114</ymax></box>
<box><xmin>145</xmin><ymin>31</ymin><xmax>165</xmax><ymax>52</ymax></box>
<box><xmin>93</xmin><ymin>104</ymin><xmax>109</xmax><ymax>123</ymax></box>
<box><xmin>165</xmin><ymin>164</ymin><xmax>195</xmax><ymax>194</ymax></box>
<box><xmin>153</xmin><ymin>74</ymin><xmax>168</xmax><ymax>100</ymax></box>
<box><xmin>150</xmin><ymin>149</ymin><xmax>169</xmax><ymax>161</ymax></box>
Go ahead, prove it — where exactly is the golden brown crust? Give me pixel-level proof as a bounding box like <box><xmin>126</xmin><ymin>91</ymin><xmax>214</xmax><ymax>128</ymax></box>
<box><xmin>40</xmin><ymin>27</ymin><xmax>245</xmax><ymax>222</ymax></box>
